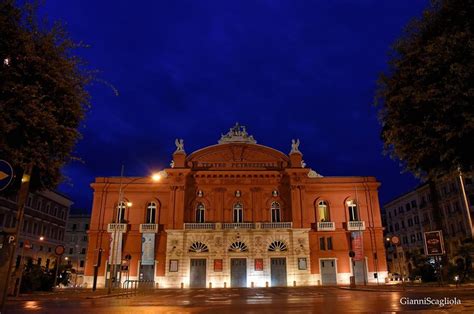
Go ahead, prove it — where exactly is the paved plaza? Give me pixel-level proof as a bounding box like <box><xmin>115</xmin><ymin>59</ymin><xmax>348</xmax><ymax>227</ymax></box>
<box><xmin>6</xmin><ymin>286</ymin><xmax>474</xmax><ymax>313</ymax></box>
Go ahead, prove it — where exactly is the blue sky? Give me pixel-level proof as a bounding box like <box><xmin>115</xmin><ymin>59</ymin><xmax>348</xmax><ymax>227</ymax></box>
<box><xmin>38</xmin><ymin>1</ymin><xmax>428</xmax><ymax>211</ymax></box>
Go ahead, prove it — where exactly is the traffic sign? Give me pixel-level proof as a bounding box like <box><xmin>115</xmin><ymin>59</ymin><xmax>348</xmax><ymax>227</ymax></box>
<box><xmin>0</xmin><ymin>160</ymin><xmax>14</xmax><ymax>191</ymax></box>
<box><xmin>55</xmin><ymin>245</ymin><xmax>65</xmax><ymax>256</ymax></box>
<box><xmin>24</xmin><ymin>240</ymin><xmax>32</xmax><ymax>250</ymax></box>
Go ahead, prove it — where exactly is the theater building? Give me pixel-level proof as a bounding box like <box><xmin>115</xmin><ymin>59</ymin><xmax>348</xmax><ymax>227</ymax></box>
<box><xmin>84</xmin><ymin>124</ymin><xmax>387</xmax><ymax>288</ymax></box>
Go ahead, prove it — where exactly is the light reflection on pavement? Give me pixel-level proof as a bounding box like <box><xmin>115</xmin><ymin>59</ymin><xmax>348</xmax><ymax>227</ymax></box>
<box><xmin>6</xmin><ymin>286</ymin><xmax>474</xmax><ymax>313</ymax></box>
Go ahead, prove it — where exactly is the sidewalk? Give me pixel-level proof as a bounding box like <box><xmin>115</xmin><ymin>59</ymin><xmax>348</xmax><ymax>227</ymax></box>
<box><xmin>7</xmin><ymin>288</ymin><xmax>129</xmax><ymax>301</ymax></box>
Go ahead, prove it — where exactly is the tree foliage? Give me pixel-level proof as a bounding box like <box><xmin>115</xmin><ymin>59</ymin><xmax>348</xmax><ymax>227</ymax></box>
<box><xmin>376</xmin><ymin>0</ymin><xmax>474</xmax><ymax>179</ymax></box>
<box><xmin>0</xmin><ymin>0</ymin><xmax>91</xmax><ymax>191</ymax></box>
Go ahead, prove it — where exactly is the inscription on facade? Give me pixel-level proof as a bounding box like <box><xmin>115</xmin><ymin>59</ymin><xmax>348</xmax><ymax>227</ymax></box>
<box><xmin>196</xmin><ymin>162</ymin><xmax>279</xmax><ymax>169</ymax></box>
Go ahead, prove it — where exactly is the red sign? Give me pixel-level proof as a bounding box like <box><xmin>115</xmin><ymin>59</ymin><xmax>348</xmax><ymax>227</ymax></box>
<box><xmin>55</xmin><ymin>245</ymin><xmax>65</xmax><ymax>256</ymax></box>
<box><xmin>351</xmin><ymin>232</ymin><xmax>364</xmax><ymax>261</ymax></box>
<box><xmin>214</xmin><ymin>259</ymin><xmax>223</xmax><ymax>272</ymax></box>
<box><xmin>24</xmin><ymin>240</ymin><xmax>32</xmax><ymax>250</ymax></box>
<box><xmin>255</xmin><ymin>259</ymin><xmax>263</xmax><ymax>271</ymax></box>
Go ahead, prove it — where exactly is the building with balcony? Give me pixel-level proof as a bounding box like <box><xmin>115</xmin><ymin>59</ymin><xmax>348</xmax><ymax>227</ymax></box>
<box><xmin>382</xmin><ymin>173</ymin><xmax>474</xmax><ymax>278</ymax></box>
<box><xmin>64</xmin><ymin>213</ymin><xmax>90</xmax><ymax>287</ymax></box>
<box><xmin>84</xmin><ymin>124</ymin><xmax>387</xmax><ymax>288</ymax></box>
<box><xmin>0</xmin><ymin>189</ymin><xmax>72</xmax><ymax>293</ymax></box>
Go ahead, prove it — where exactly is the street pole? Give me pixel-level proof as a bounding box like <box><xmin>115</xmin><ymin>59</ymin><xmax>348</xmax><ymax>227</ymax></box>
<box><xmin>397</xmin><ymin>244</ymin><xmax>405</xmax><ymax>290</ymax></box>
<box><xmin>14</xmin><ymin>245</ymin><xmax>25</xmax><ymax>297</ymax></box>
<box><xmin>0</xmin><ymin>164</ymin><xmax>32</xmax><ymax>313</ymax></box>
<box><xmin>458</xmin><ymin>169</ymin><xmax>474</xmax><ymax>239</ymax></box>
<box><xmin>53</xmin><ymin>255</ymin><xmax>62</xmax><ymax>288</ymax></box>
<box><xmin>108</xmin><ymin>165</ymin><xmax>124</xmax><ymax>294</ymax></box>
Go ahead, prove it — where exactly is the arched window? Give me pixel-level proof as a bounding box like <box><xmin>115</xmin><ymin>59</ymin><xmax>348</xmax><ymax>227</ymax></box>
<box><xmin>196</xmin><ymin>203</ymin><xmax>205</xmax><ymax>223</ymax></box>
<box><xmin>233</xmin><ymin>202</ymin><xmax>243</xmax><ymax>223</ymax></box>
<box><xmin>271</xmin><ymin>202</ymin><xmax>281</xmax><ymax>222</ymax></box>
<box><xmin>117</xmin><ymin>202</ymin><xmax>126</xmax><ymax>222</ymax></box>
<box><xmin>268</xmin><ymin>240</ymin><xmax>287</xmax><ymax>252</ymax></box>
<box><xmin>229</xmin><ymin>241</ymin><xmax>248</xmax><ymax>252</ymax></box>
<box><xmin>146</xmin><ymin>202</ymin><xmax>156</xmax><ymax>224</ymax></box>
<box><xmin>189</xmin><ymin>242</ymin><xmax>209</xmax><ymax>253</ymax></box>
<box><xmin>318</xmin><ymin>201</ymin><xmax>330</xmax><ymax>222</ymax></box>
<box><xmin>347</xmin><ymin>200</ymin><xmax>359</xmax><ymax>221</ymax></box>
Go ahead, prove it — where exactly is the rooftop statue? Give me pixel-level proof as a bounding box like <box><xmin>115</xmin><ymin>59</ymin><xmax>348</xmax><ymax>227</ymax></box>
<box><xmin>290</xmin><ymin>139</ymin><xmax>300</xmax><ymax>154</ymax></box>
<box><xmin>218</xmin><ymin>122</ymin><xmax>257</xmax><ymax>144</ymax></box>
<box><xmin>175</xmin><ymin>138</ymin><xmax>185</xmax><ymax>153</ymax></box>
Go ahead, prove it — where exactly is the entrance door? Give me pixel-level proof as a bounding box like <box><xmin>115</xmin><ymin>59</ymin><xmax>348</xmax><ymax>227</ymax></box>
<box><xmin>270</xmin><ymin>258</ymin><xmax>287</xmax><ymax>287</ymax></box>
<box><xmin>230</xmin><ymin>258</ymin><xmax>247</xmax><ymax>287</ymax></box>
<box><xmin>353</xmin><ymin>259</ymin><xmax>367</xmax><ymax>284</ymax></box>
<box><xmin>190</xmin><ymin>259</ymin><xmax>206</xmax><ymax>288</ymax></box>
<box><xmin>320</xmin><ymin>259</ymin><xmax>337</xmax><ymax>285</ymax></box>
<box><xmin>139</xmin><ymin>264</ymin><xmax>154</xmax><ymax>281</ymax></box>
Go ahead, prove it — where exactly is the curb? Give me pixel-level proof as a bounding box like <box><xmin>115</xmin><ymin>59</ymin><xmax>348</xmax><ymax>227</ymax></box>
<box><xmin>86</xmin><ymin>292</ymin><xmax>132</xmax><ymax>299</ymax></box>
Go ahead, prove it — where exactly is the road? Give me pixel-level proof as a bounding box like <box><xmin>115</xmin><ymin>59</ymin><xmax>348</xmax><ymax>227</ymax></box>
<box><xmin>6</xmin><ymin>286</ymin><xmax>474</xmax><ymax>313</ymax></box>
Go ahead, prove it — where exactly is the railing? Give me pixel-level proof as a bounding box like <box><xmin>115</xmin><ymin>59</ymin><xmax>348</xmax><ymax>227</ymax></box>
<box><xmin>317</xmin><ymin>221</ymin><xmax>335</xmax><ymax>231</ymax></box>
<box><xmin>260</xmin><ymin>222</ymin><xmax>292</xmax><ymax>229</ymax></box>
<box><xmin>107</xmin><ymin>223</ymin><xmax>128</xmax><ymax>232</ymax></box>
<box><xmin>184</xmin><ymin>223</ymin><xmax>216</xmax><ymax>230</ymax></box>
<box><xmin>222</xmin><ymin>223</ymin><xmax>256</xmax><ymax>229</ymax></box>
<box><xmin>347</xmin><ymin>221</ymin><xmax>366</xmax><ymax>231</ymax></box>
<box><xmin>121</xmin><ymin>280</ymin><xmax>155</xmax><ymax>297</ymax></box>
<box><xmin>139</xmin><ymin>224</ymin><xmax>159</xmax><ymax>233</ymax></box>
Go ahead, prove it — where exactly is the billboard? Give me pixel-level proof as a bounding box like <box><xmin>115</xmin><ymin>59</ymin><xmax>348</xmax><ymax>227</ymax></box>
<box><xmin>351</xmin><ymin>231</ymin><xmax>364</xmax><ymax>261</ymax></box>
<box><xmin>424</xmin><ymin>230</ymin><xmax>445</xmax><ymax>256</ymax></box>
<box><xmin>141</xmin><ymin>233</ymin><xmax>155</xmax><ymax>265</ymax></box>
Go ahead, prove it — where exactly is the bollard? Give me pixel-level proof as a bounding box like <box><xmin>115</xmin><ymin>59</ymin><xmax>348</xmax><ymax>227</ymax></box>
<box><xmin>265</xmin><ymin>281</ymin><xmax>269</xmax><ymax>288</ymax></box>
<box><xmin>251</xmin><ymin>282</ymin><xmax>254</xmax><ymax>288</ymax></box>
<box><xmin>293</xmin><ymin>281</ymin><xmax>296</xmax><ymax>287</ymax></box>
<box><xmin>181</xmin><ymin>282</ymin><xmax>184</xmax><ymax>289</ymax></box>
<box><xmin>224</xmin><ymin>282</ymin><xmax>227</xmax><ymax>288</ymax></box>
<box><xmin>209</xmin><ymin>282</ymin><xmax>212</xmax><ymax>288</ymax></box>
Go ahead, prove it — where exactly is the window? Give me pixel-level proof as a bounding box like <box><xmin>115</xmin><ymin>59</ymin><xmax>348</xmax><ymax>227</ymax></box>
<box><xmin>233</xmin><ymin>202</ymin><xmax>243</xmax><ymax>223</ymax></box>
<box><xmin>195</xmin><ymin>203</ymin><xmax>205</xmax><ymax>223</ymax></box>
<box><xmin>416</xmin><ymin>233</ymin><xmax>422</xmax><ymax>241</ymax></box>
<box><xmin>408</xmin><ymin>218</ymin><xmax>413</xmax><ymax>227</ymax></box>
<box><xmin>45</xmin><ymin>203</ymin><xmax>50</xmax><ymax>213</ymax></box>
<box><xmin>414</xmin><ymin>216</ymin><xmax>420</xmax><ymax>224</ymax></box>
<box><xmin>37</xmin><ymin>258</ymin><xmax>42</xmax><ymax>266</ymax></box>
<box><xmin>72</xmin><ymin>224</ymin><xmax>77</xmax><ymax>231</ymax></box>
<box><xmin>327</xmin><ymin>237</ymin><xmax>333</xmax><ymax>250</ymax></box>
<box><xmin>53</xmin><ymin>207</ymin><xmax>58</xmax><ymax>216</ymax></box>
<box><xmin>81</xmin><ymin>248</ymin><xmax>86</xmax><ymax>254</ymax></box>
<box><xmin>395</xmin><ymin>223</ymin><xmax>399</xmax><ymax>231</ymax></box>
<box><xmin>319</xmin><ymin>237</ymin><xmax>326</xmax><ymax>250</ymax></box>
<box><xmin>402</xmin><ymin>236</ymin><xmax>408</xmax><ymax>245</ymax></box>
<box><xmin>27</xmin><ymin>195</ymin><xmax>33</xmax><ymax>207</ymax></box>
<box><xmin>410</xmin><ymin>235</ymin><xmax>416</xmax><ymax>243</ymax></box>
<box><xmin>69</xmin><ymin>248</ymin><xmax>73</xmax><ymax>254</ymax></box>
<box><xmin>406</xmin><ymin>203</ymin><xmax>411</xmax><ymax>211</ymax></box>
<box><xmin>80</xmin><ymin>260</ymin><xmax>85</xmax><ymax>268</ymax></box>
<box><xmin>82</xmin><ymin>236</ymin><xmax>87</xmax><ymax>242</ymax></box>
<box><xmin>389</xmin><ymin>225</ymin><xmax>393</xmax><ymax>232</ymax></box>
<box><xmin>146</xmin><ymin>202</ymin><xmax>157</xmax><ymax>223</ymax></box>
<box><xmin>271</xmin><ymin>202</ymin><xmax>281</xmax><ymax>222</ymax></box>
<box><xmin>401</xmin><ymin>221</ymin><xmax>405</xmax><ymax>229</ymax></box>
<box><xmin>318</xmin><ymin>201</ymin><xmax>330</xmax><ymax>222</ymax></box>
<box><xmin>347</xmin><ymin>200</ymin><xmax>359</xmax><ymax>221</ymax></box>
<box><xmin>37</xmin><ymin>200</ymin><xmax>42</xmax><ymax>211</ymax></box>
<box><xmin>388</xmin><ymin>212</ymin><xmax>391</xmax><ymax>219</ymax></box>
<box><xmin>411</xmin><ymin>200</ymin><xmax>417</xmax><ymax>208</ymax></box>
<box><xmin>85</xmin><ymin>224</ymin><xmax>89</xmax><ymax>230</ymax></box>
<box><xmin>117</xmin><ymin>202</ymin><xmax>126</xmax><ymax>222</ymax></box>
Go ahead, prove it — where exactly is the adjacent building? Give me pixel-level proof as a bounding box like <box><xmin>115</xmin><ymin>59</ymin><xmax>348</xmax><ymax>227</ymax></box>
<box><xmin>64</xmin><ymin>213</ymin><xmax>90</xmax><ymax>287</ymax></box>
<box><xmin>382</xmin><ymin>174</ymin><xmax>474</xmax><ymax>277</ymax></box>
<box><xmin>0</xmin><ymin>189</ymin><xmax>72</xmax><ymax>293</ymax></box>
<box><xmin>84</xmin><ymin>124</ymin><xmax>388</xmax><ymax>288</ymax></box>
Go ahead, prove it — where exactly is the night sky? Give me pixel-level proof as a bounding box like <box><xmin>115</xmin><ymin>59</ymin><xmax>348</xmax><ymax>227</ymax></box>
<box><xmin>39</xmin><ymin>1</ymin><xmax>428</xmax><ymax>212</ymax></box>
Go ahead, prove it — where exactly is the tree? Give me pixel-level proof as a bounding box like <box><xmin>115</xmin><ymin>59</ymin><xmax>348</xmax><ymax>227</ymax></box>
<box><xmin>0</xmin><ymin>0</ymin><xmax>92</xmax><ymax>191</ymax></box>
<box><xmin>375</xmin><ymin>0</ymin><xmax>473</xmax><ymax>180</ymax></box>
